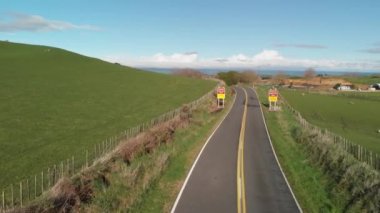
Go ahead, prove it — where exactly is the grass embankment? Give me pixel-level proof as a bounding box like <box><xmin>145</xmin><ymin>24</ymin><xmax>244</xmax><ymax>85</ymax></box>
<box><xmin>280</xmin><ymin>89</ymin><xmax>380</xmax><ymax>154</ymax></box>
<box><xmin>256</xmin><ymin>86</ymin><xmax>345</xmax><ymax>212</ymax></box>
<box><xmin>0</xmin><ymin>41</ymin><xmax>216</xmax><ymax>188</ymax></box>
<box><xmin>256</xmin><ymin>86</ymin><xmax>379</xmax><ymax>212</ymax></box>
<box><xmin>22</xmin><ymin>87</ymin><xmax>232</xmax><ymax>212</ymax></box>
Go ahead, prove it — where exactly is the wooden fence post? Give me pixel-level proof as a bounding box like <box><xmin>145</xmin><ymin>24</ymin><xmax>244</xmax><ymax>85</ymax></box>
<box><xmin>26</xmin><ymin>179</ymin><xmax>29</xmax><ymax>201</ymax></box>
<box><xmin>86</xmin><ymin>150</ymin><xmax>88</xmax><ymax>168</ymax></box>
<box><xmin>47</xmin><ymin>168</ymin><xmax>50</xmax><ymax>187</ymax></box>
<box><xmin>53</xmin><ymin>165</ymin><xmax>57</xmax><ymax>185</ymax></box>
<box><xmin>34</xmin><ymin>175</ymin><xmax>37</xmax><ymax>198</ymax></box>
<box><xmin>41</xmin><ymin>171</ymin><xmax>44</xmax><ymax>193</ymax></box>
<box><xmin>2</xmin><ymin>190</ymin><xmax>5</xmax><ymax>212</ymax></box>
<box><xmin>19</xmin><ymin>182</ymin><xmax>22</xmax><ymax>207</ymax></box>
<box><xmin>66</xmin><ymin>160</ymin><xmax>69</xmax><ymax>176</ymax></box>
<box><xmin>61</xmin><ymin>162</ymin><xmax>64</xmax><ymax>178</ymax></box>
<box><xmin>72</xmin><ymin>156</ymin><xmax>75</xmax><ymax>174</ymax></box>
<box><xmin>102</xmin><ymin>141</ymin><xmax>105</xmax><ymax>154</ymax></box>
<box><xmin>11</xmin><ymin>184</ymin><xmax>13</xmax><ymax>209</ymax></box>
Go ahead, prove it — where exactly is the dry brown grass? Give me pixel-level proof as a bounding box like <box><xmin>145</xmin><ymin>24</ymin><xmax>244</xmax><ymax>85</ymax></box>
<box><xmin>49</xmin><ymin>178</ymin><xmax>78</xmax><ymax>212</ymax></box>
<box><xmin>117</xmin><ymin>105</ymin><xmax>191</xmax><ymax>165</ymax></box>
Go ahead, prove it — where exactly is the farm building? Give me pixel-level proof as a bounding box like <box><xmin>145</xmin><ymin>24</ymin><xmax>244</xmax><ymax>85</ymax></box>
<box><xmin>371</xmin><ymin>83</ymin><xmax>380</xmax><ymax>90</ymax></box>
<box><xmin>336</xmin><ymin>85</ymin><xmax>352</xmax><ymax>91</ymax></box>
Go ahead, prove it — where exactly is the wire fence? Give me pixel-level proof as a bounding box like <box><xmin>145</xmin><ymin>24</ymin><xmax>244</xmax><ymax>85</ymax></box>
<box><xmin>1</xmin><ymin>87</ymin><xmax>217</xmax><ymax>212</ymax></box>
<box><xmin>279</xmin><ymin>94</ymin><xmax>380</xmax><ymax>172</ymax></box>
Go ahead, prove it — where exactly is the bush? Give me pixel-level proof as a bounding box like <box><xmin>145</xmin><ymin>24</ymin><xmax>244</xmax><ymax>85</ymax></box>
<box><xmin>217</xmin><ymin>71</ymin><xmax>240</xmax><ymax>86</ymax></box>
<box><xmin>293</xmin><ymin>125</ymin><xmax>380</xmax><ymax>212</ymax></box>
<box><xmin>217</xmin><ymin>70</ymin><xmax>261</xmax><ymax>85</ymax></box>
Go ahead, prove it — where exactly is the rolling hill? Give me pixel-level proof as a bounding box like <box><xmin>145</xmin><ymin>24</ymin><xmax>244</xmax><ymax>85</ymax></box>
<box><xmin>0</xmin><ymin>41</ymin><xmax>216</xmax><ymax>188</ymax></box>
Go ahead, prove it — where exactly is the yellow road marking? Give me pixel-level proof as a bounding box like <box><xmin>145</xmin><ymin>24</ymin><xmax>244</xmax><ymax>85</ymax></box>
<box><xmin>237</xmin><ymin>88</ymin><xmax>248</xmax><ymax>213</ymax></box>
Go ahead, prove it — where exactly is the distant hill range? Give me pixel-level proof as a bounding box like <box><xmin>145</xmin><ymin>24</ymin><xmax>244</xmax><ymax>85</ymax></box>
<box><xmin>143</xmin><ymin>67</ymin><xmax>380</xmax><ymax>76</ymax></box>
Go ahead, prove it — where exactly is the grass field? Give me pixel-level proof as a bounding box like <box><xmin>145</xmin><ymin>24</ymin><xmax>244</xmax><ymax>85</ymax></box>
<box><xmin>344</xmin><ymin>75</ymin><xmax>380</xmax><ymax>85</ymax></box>
<box><xmin>281</xmin><ymin>89</ymin><xmax>380</xmax><ymax>154</ymax></box>
<box><xmin>0</xmin><ymin>41</ymin><xmax>216</xmax><ymax>188</ymax></box>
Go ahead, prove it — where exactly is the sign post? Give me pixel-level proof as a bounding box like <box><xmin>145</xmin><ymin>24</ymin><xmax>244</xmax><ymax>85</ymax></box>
<box><xmin>217</xmin><ymin>86</ymin><xmax>225</xmax><ymax>108</ymax></box>
<box><xmin>268</xmin><ymin>88</ymin><xmax>279</xmax><ymax>111</ymax></box>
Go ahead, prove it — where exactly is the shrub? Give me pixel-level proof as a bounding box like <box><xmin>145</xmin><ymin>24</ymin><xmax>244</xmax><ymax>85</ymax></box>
<box><xmin>293</xmin><ymin>124</ymin><xmax>380</xmax><ymax>212</ymax></box>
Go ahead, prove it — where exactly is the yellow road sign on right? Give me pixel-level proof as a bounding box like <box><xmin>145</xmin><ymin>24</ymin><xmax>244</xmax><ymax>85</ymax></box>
<box><xmin>268</xmin><ymin>96</ymin><xmax>278</xmax><ymax>102</ymax></box>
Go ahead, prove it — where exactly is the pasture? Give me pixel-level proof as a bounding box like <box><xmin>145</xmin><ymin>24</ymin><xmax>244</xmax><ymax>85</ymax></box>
<box><xmin>344</xmin><ymin>75</ymin><xmax>380</xmax><ymax>85</ymax></box>
<box><xmin>0</xmin><ymin>41</ymin><xmax>215</xmax><ymax>188</ymax></box>
<box><xmin>280</xmin><ymin>89</ymin><xmax>380</xmax><ymax>154</ymax></box>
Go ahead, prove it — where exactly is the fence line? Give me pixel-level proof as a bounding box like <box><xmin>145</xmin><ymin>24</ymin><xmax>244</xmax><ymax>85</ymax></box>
<box><xmin>0</xmin><ymin>86</ymin><xmax>218</xmax><ymax>212</ymax></box>
<box><xmin>279</xmin><ymin>94</ymin><xmax>380</xmax><ymax>171</ymax></box>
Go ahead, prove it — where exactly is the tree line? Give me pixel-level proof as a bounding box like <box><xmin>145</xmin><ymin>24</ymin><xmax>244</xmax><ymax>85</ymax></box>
<box><xmin>216</xmin><ymin>71</ymin><xmax>261</xmax><ymax>85</ymax></box>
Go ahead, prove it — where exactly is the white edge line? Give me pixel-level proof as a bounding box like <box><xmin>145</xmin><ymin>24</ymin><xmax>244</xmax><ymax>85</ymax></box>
<box><xmin>170</xmin><ymin>91</ymin><xmax>237</xmax><ymax>213</ymax></box>
<box><xmin>250</xmin><ymin>87</ymin><xmax>303</xmax><ymax>213</ymax></box>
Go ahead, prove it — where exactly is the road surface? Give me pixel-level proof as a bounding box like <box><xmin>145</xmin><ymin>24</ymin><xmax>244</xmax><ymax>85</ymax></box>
<box><xmin>171</xmin><ymin>87</ymin><xmax>301</xmax><ymax>213</ymax></box>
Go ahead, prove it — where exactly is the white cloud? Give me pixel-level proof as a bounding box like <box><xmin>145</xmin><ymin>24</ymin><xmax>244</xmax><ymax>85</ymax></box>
<box><xmin>252</xmin><ymin>50</ymin><xmax>284</xmax><ymax>61</ymax></box>
<box><xmin>104</xmin><ymin>52</ymin><xmax>199</xmax><ymax>68</ymax></box>
<box><xmin>151</xmin><ymin>52</ymin><xmax>198</xmax><ymax>63</ymax></box>
<box><xmin>0</xmin><ymin>13</ymin><xmax>99</xmax><ymax>32</ymax></box>
<box><xmin>103</xmin><ymin>50</ymin><xmax>380</xmax><ymax>71</ymax></box>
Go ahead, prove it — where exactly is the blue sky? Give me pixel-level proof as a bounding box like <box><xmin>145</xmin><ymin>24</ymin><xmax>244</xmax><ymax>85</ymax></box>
<box><xmin>1</xmin><ymin>0</ymin><xmax>380</xmax><ymax>71</ymax></box>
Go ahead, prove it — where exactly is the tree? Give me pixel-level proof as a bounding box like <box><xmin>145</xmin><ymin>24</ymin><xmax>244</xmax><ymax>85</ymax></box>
<box><xmin>304</xmin><ymin>68</ymin><xmax>316</xmax><ymax>80</ymax></box>
<box><xmin>240</xmin><ymin>70</ymin><xmax>260</xmax><ymax>83</ymax></box>
<box><xmin>217</xmin><ymin>71</ymin><xmax>240</xmax><ymax>86</ymax></box>
<box><xmin>272</xmin><ymin>72</ymin><xmax>287</xmax><ymax>85</ymax></box>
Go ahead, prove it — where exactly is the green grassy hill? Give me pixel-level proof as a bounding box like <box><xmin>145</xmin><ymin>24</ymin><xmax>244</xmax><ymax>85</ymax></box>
<box><xmin>0</xmin><ymin>41</ymin><xmax>215</xmax><ymax>188</ymax></box>
<box><xmin>281</xmin><ymin>90</ymin><xmax>380</xmax><ymax>154</ymax></box>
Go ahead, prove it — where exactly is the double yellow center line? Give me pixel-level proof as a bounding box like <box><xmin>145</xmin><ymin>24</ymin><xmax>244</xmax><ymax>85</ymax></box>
<box><xmin>237</xmin><ymin>88</ymin><xmax>248</xmax><ymax>213</ymax></box>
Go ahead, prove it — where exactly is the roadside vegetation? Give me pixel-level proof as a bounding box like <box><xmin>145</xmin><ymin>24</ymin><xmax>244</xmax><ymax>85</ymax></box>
<box><xmin>17</xmin><ymin>87</ymin><xmax>232</xmax><ymax>212</ymax></box>
<box><xmin>256</xmin><ymin>85</ymin><xmax>379</xmax><ymax>212</ymax></box>
<box><xmin>0</xmin><ymin>41</ymin><xmax>216</xmax><ymax>189</ymax></box>
<box><xmin>130</xmin><ymin>89</ymin><xmax>232</xmax><ymax>212</ymax></box>
<box><xmin>280</xmin><ymin>89</ymin><xmax>380</xmax><ymax>154</ymax></box>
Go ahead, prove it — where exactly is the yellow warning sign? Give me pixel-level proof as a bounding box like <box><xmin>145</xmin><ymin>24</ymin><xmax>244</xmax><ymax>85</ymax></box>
<box><xmin>217</xmin><ymin>93</ymin><xmax>225</xmax><ymax>99</ymax></box>
<box><xmin>268</xmin><ymin>96</ymin><xmax>278</xmax><ymax>102</ymax></box>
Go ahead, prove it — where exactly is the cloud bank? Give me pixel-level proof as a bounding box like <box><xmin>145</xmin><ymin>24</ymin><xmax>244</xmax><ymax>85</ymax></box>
<box><xmin>150</xmin><ymin>52</ymin><xmax>198</xmax><ymax>63</ymax></box>
<box><xmin>0</xmin><ymin>13</ymin><xmax>99</xmax><ymax>32</ymax></box>
<box><xmin>104</xmin><ymin>50</ymin><xmax>380</xmax><ymax>71</ymax></box>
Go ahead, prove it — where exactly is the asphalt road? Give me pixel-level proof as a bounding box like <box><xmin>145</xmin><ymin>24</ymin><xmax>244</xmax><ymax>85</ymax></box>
<box><xmin>244</xmin><ymin>87</ymin><xmax>300</xmax><ymax>212</ymax></box>
<box><xmin>171</xmin><ymin>87</ymin><xmax>300</xmax><ymax>213</ymax></box>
